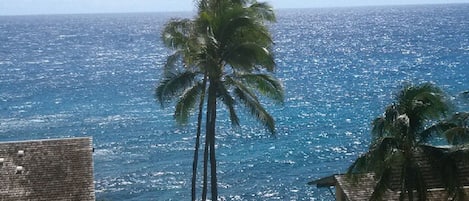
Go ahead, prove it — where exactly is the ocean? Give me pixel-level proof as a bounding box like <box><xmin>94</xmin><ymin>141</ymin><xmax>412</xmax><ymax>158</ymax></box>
<box><xmin>1</xmin><ymin>3</ymin><xmax>468</xmax><ymax>200</ymax></box>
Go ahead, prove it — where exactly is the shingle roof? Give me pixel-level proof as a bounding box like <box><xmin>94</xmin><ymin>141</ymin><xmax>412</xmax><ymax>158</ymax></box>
<box><xmin>310</xmin><ymin>146</ymin><xmax>469</xmax><ymax>201</ymax></box>
<box><xmin>334</xmin><ymin>174</ymin><xmax>469</xmax><ymax>201</ymax></box>
<box><xmin>0</xmin><ymin>137</ymin><xmax>95</xmax><ymax>201</ymax></box>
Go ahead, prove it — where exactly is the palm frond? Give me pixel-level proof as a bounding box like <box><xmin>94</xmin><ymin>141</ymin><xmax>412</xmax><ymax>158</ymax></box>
<box><xmin>372</xmin><ymin>117</ymin><xmax>387</xmax><ymax>138</ymax></box>
<box><xmin>347</xmin><ymin>136</ymin><xmax>401</xmax><ymax>175</ymax></box>
<box><xmin>236</xmin><ymin>73</ymin><xmax>284</xmax><ymax>103</ymax></box>
<box><xmin>222</xmin><ymin>43</ymin><xmax>274</xmax><ymax>72</ymax></box>
<box><xmin>384</xmin><ymin>104</ymin><xmax>399</xmax><ymax>124</ymax></box>
<box><xmin>414</xmin><ymin>89</ymin><xmax>452</xmax><ymax>120</ymax></box>
<box><xmin>155</xmin><ymin>71</ymin><xmax>197</xmax><ymax>106</ymax></box>
<box><xmin>423</xmin><ymin>111</ymin><xmax>469</xmax><ymax>145</ymax></box>
<box><xmin>248</xmin><ymin>2</ymin><xmax>276</xmax><ymax>22</ymax></box>
<box><xmin>163</xmin><ymin>51</ymin><xmax>183</xmax><ymax>76</ymax></box>
<box><xmin>162</xmin><ymin>19</ymin><xmax>194</xmax><ymax>49</ymax></box>
<box><xmin>218</xmin><ymin>15</ymin><xmax>254</xmax><ymax>43</ymax></box>
<box><xmin>196</xmin><ymin>0</ymin><xmax>209</xmax><ymax>12</ymax></box>
<box><xmin>396</xmin><ymin>83</ymin><xmax>450</xmax><ymax>129</ymax></box>
<box><xmin>205</xmin><ymin>0</ymin><xmax>275</xmax><ymax>72</ymax></box>
<box><xmin>230</xmin><ymin>79</ymin><xmax>275</xmax><ymax>133</ymax></box>
<box><xmin>449</xmin><ymin>112</ymin><xmax>469</xmax><ymax>123</ymax></box>
<box><xmin>175</xmin><ymin>81</ymin><xmax>204</xmax><ymax>124</ymax></box>
<box><xmin>216</xmin><ymin>83</ymin><xmax>240</xmax><ymax>127</ymax></box>
<box><xmin>347</xmin><ymin>155</ymin><xmax>370</xmax><ymax>175</ymax></box>
<box><xmin>444</xmin><ymin>127</ymin><xmax>469</xmax><ymax>145</ymax></box>
<box><xmin>369</xmin><ymin>167</ymin><xmax>393</xmax><ymax>201</ymax></box>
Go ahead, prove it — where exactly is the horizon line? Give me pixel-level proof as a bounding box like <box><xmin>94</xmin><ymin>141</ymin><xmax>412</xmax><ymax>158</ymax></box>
<box><xmin>0</xmin><ymin>2</ymin><xmax>467</xmax><ymax>17</ymax></box>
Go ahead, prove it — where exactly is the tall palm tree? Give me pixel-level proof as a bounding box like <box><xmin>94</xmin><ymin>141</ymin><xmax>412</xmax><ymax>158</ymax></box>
<box><xmin>347</xmin><ymin>83</ymin><xmax>459</xmax><ymax>200</ymax></box>
<box><xmin>156</xmin><ymin>0</ymin><xmax>283</xmax><ymax>200</ymax></box>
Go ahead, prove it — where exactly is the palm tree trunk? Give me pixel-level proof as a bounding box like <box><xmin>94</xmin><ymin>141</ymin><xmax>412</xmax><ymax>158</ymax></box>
<box><xmin>209</xmin><ymin>135</ymin><xmax>218</xmax><ymax>200</ymax></box>
<box><xmin>206</xmin><ymin>81</ymin><xmax>218</xmax><ymax>200</ymax></box>
<box><xmin>209</xmin><ymin>112</ymin><xmax>218</xmax><ymax>200</ymax></box>
<box><xmin>192</xmin><ymin>74</ymin><xmax>207</xmax><ymax>201</ymax></box>
<box><xmin>202</xmin><ymin>83</ymin><xmax>210</xmax><ymax>201</ymax></box>
<box><xmin>191</xmin><ymin>111</ymin><xmax>202</xmax><ymax>201</ymax></box>
<box><xmin>202</xmin><ymin>133</ymin><xmax>209</xmax><ymax>200</ymax></box>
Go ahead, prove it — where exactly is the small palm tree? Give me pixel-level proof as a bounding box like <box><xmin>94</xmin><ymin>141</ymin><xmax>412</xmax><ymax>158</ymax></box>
<box><xmin>347</xmin><ymin>83</ymin><xmax>460</xmax><ymax>200</ymax></box>
<box><xmin>156</xmin><ymin>0</ymin><xmax>283</xmax><ymax>200</ymax></box>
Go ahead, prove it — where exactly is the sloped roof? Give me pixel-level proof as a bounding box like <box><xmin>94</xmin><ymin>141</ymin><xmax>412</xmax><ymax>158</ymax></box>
<box><xmin>0</xmin><ymin>137</ymin><xmax>95</xmax><ymax>200</ymax></box>
<box><xmin>308</xmin><ymin>174</ymin><xmax>336</xmax><ymax>187</ymax></box>
<box><xmin>310</xmin><ymin>146</ymin><xmax>469</xmax><ymax>201</ymax></box>
<box><xmin>334</xmin><ymin>174</ymin><xmax>469</xmax><ymax>201</ymax></box>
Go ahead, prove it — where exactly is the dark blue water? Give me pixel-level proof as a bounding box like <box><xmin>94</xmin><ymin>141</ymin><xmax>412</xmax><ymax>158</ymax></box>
<box><xmin>1</xmin><ymin>4</ymin><xmax>468</xmax><ymax>200</ymax></box>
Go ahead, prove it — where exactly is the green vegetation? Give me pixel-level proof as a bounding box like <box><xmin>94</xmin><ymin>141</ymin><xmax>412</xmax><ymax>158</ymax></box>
<box><xmin>347</xmin><ymin>83</ymin><xmax>469</xmax><ymax>200</ymax></box>
<box><xmin>156</xmin><ymin>0</ymin><xmax>283</xmax><ymax>200</ymax></box>
<box><xmin>427</xmin><ymin>112</ymin><xmax>469</xmax><ymax>145</ymax></box>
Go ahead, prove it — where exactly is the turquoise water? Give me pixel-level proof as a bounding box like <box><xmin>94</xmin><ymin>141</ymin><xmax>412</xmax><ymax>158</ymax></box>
<box><xmin>1</xmin><ymin>4</ymin><xmax>468</xmax><ymax>200</ymax></box>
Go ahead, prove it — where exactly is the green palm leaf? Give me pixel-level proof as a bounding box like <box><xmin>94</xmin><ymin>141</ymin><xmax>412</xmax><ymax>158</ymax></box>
<box><xmin>155</xmin><ymin>71</ymin><xmax>197</xmax><ymax>106</ymax></box>
<box><xmin>420</xmin><ymin>121</ymin><xmax>457</xmax><ymax>141</ymax></box>
<box><xmin>248</xmin><ymin>2</ymin><xmax>276</xmax><ymax>22</ymax></box>
<box><xmin>348</xmin><ymin>136</ymin><xmax>401</xmax><ymax>175</ymax></box>
<box><xmin>425</xmin><ymin>112</ymin><xmax>469</xmax><ymax>145</ymax></box>
<box><xmin>372</xmin><ymin>117</ymin><xmax>387</xmax><ymax>138</ymax></box>
<box><xmin>369</xmin><ymin>167</ymin><xmax>393</xmax><ymax>201</ymax></box>
<box><xmin>230</xmin><ymin>78</ymin><xmax>275</xmax><ymax>133</ymax></box>
<box><xmin>218</xmin><ymin>15</ymin><xmax>254</xmax><ymax>43</ymax></box>
<box><xmin>216</xmin><ymin>82</ymin><xmax>240</xmax><ymax>127</ymax></box>
<box><xmin>224</xmin><ymin>42</ymin><xmax>275</xmax><ymax>72</ymax></box>
<box><xmin>396</xmin><ymin>83</ymin><xmax>451</xmax><ymax>133</ymax></box>
<box><xmin>238</xmin><ymin>73</ymin><xmax>284</xmax><ymax>103</ymax></box>
<box><xmin>444</xmin><ymin>127</ymin><xmax>469</xmax><ymax>145</ymax></box>
<box><xmin>175</xmin><ymin>81</ymin><xmax>204</xmax><ymax>124</ymax></box>
<box><xmin>161</xmin><ymin>19</ymin><xmax>194</xmax><ymax>49</ymax></box>
<box><xmin>163</xmin><ymin>51</ymin><xmax>183</xmax><ymax>76</ymax></box>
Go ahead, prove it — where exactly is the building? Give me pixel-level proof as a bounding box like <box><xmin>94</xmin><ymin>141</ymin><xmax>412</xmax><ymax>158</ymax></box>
<box><xmin>0</xmin><ymin>137</ymin><xmax>95</xmax><ymax>200</ymax></box>
<box><xmin>310</xmin><ymin>173</ymin><xmax>469</xmax><ymax>201</ymax></box>
<box><xmin>310</xmin><ymin>147</ymin><xmax>469</xmax><ymax>201</ymax></box>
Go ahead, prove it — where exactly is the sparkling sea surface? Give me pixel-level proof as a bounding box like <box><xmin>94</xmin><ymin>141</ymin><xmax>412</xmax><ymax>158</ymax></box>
<box><xmin>1</xmin><ymin>4</ymin><xmax>468</xmax><ymax>201</ymax></box>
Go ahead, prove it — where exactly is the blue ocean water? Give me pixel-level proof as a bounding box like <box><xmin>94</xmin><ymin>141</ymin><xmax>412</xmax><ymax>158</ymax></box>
<box><xmin>1</xmin><ymin>3</ymin><xmax>468</xmax><ymax>200</ymax></box>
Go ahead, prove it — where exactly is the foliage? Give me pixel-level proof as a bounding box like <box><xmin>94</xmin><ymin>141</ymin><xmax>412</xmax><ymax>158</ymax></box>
<box><xmin>425</xmin><ymin>112</ymin><xmax>469</xmax><ymax>145</ymax></box>
<box><xmin>347</xmin><ymin>83</ymin><xmax>469</xmax><ymax>200</ymax></box>
<box><xmin>156</xmin><ymin>0</ymin><xmax>283</xmax><ymax>200</ymax></box>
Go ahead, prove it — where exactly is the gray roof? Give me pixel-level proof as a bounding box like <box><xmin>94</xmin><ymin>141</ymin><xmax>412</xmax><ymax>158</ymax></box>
<box><xmin>0</xmin><ymin>137</ymin><xmax>95</xmax><ymax>201</ymax></box>
<box><xmin>334</xmin><ymin>174</ymin><xmax>469</xmax><ymax>201</ymax></box>
<box><xmin>310</xmin><ymin>146</ymin><xmax>469</xmax><ymax>201</ymax></box>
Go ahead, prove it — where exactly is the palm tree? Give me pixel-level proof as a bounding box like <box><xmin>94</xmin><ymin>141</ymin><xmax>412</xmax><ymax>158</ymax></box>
<box><xmin>426</xmin><ymin>112</ymin><xmax>469</xmax><ymax>145</ymax></box>
<box><xmin>347</xmin><ymin>83</ymin><xmax>460</xmax><ymax>200</ymax></box>
<box><xmin>156</xmin><ymin>0</ymin><xmax>283</xmax><ymax>200</ymax></box>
